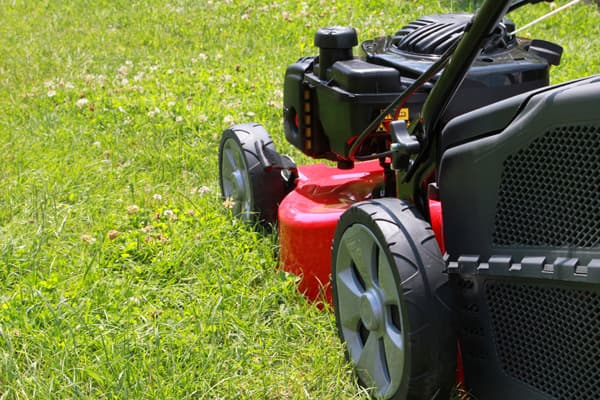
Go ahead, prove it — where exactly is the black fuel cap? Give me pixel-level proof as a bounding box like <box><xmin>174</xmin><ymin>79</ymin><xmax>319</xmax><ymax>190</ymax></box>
<box><xmin>314</xmin><ymin>26</ymin><xmax>357</xmax><ymax>49</ymax></box>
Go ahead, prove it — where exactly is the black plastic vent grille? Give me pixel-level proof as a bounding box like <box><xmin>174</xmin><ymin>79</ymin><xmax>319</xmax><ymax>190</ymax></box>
<box><xmin>493</xmin><ymin>125</ymin><xmax>600</xmax><ymax>248</ymax></box>
<box><xmin>392</xmin><ymin>14</ymin><xmax>516</xmax><ymax>56</ymax></box>
<box><xmin>485</xmin><ymin>281</ymin><xmax>600</xmax><ymax>400</ymax></box>
<box><xmin>392</xmin><ymin>17</ymin><xmax>465</xmax><ymax>55</ymax></box>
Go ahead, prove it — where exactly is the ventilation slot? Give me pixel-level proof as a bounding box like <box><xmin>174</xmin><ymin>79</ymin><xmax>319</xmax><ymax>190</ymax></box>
<box><xmin>391</xmin><ymin>14</ymin><xmax>516</xmax><ymax>56</ymax></box>
<box><xmin>392</xmin><ymin>17</ymin><xmax>465</xmax><ymax>55</ymax></box>
<box><xmin>493</xmin><ymin>125</ymin><xmax>600</xmax><ymax>248</ymax></box>
<box><xmin>486</xmin><ymin>281</ymin><xmax>600</xmax><ymax>400</ymax></box>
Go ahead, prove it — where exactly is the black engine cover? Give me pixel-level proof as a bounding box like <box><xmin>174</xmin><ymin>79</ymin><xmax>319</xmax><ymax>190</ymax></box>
<box><xmin>283</xmin><ymin>13</ymin><xmax>560</xmax><ymax>161</ymax></box>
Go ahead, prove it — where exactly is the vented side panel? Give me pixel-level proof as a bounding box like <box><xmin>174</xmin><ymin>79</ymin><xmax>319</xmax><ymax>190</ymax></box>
<box><xmin>485</xmin><ymin>281</ymin><xmax>600</xmax><ymax>400</ymax></box>
<box><xmin>493</xmin><ymin>125</ymin><xmax>600</xmax><ymax>248</ymax></box>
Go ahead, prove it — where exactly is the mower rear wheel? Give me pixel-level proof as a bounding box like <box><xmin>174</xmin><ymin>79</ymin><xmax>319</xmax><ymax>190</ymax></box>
<box><xmin>218</xmin><ymin>123</ymin><xmax>287</xmax><ymax>225</ymax></box>
<box><xmin>332</xmin><ymin>198</ymin><xmax>455</xmax><ymax>400</ymax></box>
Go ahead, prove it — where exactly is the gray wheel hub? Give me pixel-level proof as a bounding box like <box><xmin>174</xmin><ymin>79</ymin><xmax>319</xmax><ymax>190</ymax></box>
<box><xmin>360</xmin><ymin>290</ymin><xmax>384</xmax><ymax>332</ymax></box>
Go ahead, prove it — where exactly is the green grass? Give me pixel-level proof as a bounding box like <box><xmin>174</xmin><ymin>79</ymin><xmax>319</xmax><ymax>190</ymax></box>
<box><xmin>0</xmin><ymin>1</ymin><xmax>598</xmax><ymax>399</ymax></box>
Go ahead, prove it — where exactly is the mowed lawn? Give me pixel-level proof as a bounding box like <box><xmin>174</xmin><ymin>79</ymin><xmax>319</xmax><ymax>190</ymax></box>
<box><xmin>0</xmin><ymin>1</ymin><xmax>598</xmax><ymax>399</ymax></box>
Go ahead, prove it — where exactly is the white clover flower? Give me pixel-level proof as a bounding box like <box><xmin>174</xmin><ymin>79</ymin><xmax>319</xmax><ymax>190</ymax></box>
<box><xmin>80</xmin><ymin>234</ymin><xmax>96</xmax><ymax>244</ymax></box>
<box><xmin>148</xmin><ymin>107</ymin><xmax>161</xmax><ymax>118</ymax></box>
<box><xmin>223</xmin><ymin>197</ymin><xmax>235</xmax><ymax>209</ymax></box>
<box><xmin>198</xmin><ymin>186</ymin><xmax>211</xmax><ymax>195</ymax></box>
<box><xmin>141</xmin><ymin>225</ymin><xmax>154</xmax><ymax>233</ymax></box>
<box><xmin>76</xmin><ymin>98</ymin><xmax>89</xmax><ymax>108</ymax></box>
<box><xmin>163</xmin><ymin>209</ymin><xmax>176</xmax><ymax>219</ymax></box>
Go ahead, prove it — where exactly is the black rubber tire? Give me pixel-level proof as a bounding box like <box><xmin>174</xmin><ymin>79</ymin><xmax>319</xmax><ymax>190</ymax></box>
<box><xmin>331</xmin><ymin>198</ymin><xmax>456</xmax><ymax>400</ymax></box>
<box><xmin>218</xmin><ymin>123</ymin><xmax>287</xmax><ymax>225</ymax></box>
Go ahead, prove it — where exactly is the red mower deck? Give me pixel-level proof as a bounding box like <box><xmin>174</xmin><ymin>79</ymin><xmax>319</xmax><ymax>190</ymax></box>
<box><xmin>278</xmin><ymin>161</ymin><xmax>384</xmax><ymax>302</ymax></box>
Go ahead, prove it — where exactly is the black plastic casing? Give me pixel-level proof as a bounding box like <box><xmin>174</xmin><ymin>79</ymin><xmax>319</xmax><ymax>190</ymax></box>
<box><xmin>439</xmin><ymin>75</ymin><xmax>600</xmax><ymax>400</ymax></box>
<box><xmin>283</xmin><ymin>14</ymin><xmax>556</xmax><ymax>161</ymax></box>
<box><xmin>283</xmin><ymin>57</ymin><xmax>332</xmax><ymax>159</ymax></box>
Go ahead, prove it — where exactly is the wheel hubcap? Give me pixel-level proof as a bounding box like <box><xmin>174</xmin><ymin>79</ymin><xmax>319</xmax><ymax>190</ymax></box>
<box><xmin>335</xmin><ymin>224</ymin><xmax>406</xmax><ymax>399</ymax></box>
<box><xmin>220</xmin><ymin>138</ymin><xmax>253</xmax><ymax>220</ymax></box>
<box><xmin>360</xmin><ymin>290</ymin><xmax>384</xmax><ymax>332</ymax></box>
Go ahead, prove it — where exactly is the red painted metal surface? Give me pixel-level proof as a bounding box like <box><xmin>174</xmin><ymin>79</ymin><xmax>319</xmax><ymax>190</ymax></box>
<box><xmin>428</xmin><ymin>198</ymin><xmax>446</xmax><ymax>255</ymax></box>
<box><xmin>428</xmin><ymin>198</ymin><xmax>465</xmax><ymax>387</ymax></box>
<box><xmin>278</xmin><ymin>160</ymin><xmax>384</xmax><ymax>302</ymax></box>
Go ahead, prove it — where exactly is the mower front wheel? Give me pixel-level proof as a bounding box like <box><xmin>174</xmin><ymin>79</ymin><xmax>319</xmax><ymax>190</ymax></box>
<box><xmin>218</xmin><ymin>123</ymin><xmax>288</xmax><ymax>225</ymax></box>
<box><xmin>332</xmin><ymin>198</ymin><xmax>456</xmax><ymax>400</ymax></box>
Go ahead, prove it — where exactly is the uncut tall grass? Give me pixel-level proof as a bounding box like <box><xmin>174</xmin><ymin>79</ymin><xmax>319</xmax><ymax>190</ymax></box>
<box><xmin>0</xmin><ymin>1</ymin><xmax>598</xmax><ymax>399</ymax></box>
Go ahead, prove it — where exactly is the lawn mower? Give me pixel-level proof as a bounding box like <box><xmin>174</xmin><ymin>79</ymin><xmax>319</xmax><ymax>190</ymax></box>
<box><xmin>218</xmin><ymin>0</ymin><xmax>599</xmax><ymax>399</ymax></box>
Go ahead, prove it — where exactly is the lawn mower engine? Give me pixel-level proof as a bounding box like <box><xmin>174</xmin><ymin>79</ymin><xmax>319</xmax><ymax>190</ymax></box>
<box><xmin>283</xmin><ymin>13</ymin><xmax>559</xmax><ymax>164</ymax></box>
